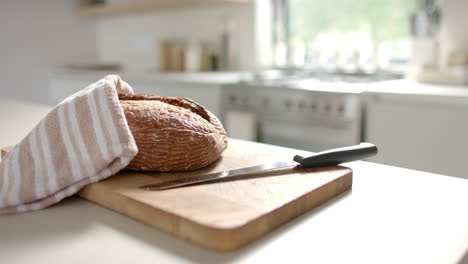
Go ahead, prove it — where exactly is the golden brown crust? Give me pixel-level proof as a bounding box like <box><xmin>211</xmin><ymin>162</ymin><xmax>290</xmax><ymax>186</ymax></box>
<box><xmin>120</xmin><ymin>94</ymin><xmax>228</xmax><ymax>171</ymax></box>
<box><xmin>118</xmin><ymin>94</ymin><xmax>211</xmax><ymax>122</ymax></box>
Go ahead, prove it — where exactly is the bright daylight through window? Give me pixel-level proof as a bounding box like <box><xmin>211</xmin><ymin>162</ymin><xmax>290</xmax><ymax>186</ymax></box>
<box><xmin>272</xmin><ymin>0</ymin><xmax>416</xmax><ymax>73</ymax></box>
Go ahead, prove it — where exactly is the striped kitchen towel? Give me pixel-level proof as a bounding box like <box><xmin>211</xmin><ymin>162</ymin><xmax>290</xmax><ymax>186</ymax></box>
<box><xmin>0</xmin><ymin>75</ymin><xmax>138</xmax><ymax>215</ymax></box>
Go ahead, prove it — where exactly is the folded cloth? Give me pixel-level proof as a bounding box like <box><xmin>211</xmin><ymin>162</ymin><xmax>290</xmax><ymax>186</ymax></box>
<box><xmin>0</xmin><ymin>75</ymin><xmax>138</xmax><ymax>215</ymax></box>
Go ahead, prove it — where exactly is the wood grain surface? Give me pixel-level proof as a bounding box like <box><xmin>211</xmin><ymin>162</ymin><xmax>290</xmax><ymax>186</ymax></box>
<box><xmin>1</xmin><ymin>145</ymin><xmax>12</xmax><ymax>159</ymax></box>
<box><xmin>1</xmin><ymin>139</ymin><xmax>352</xmax><ymax>251</ymax></box>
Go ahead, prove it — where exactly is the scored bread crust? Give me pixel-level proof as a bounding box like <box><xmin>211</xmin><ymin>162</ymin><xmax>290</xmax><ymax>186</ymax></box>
<box><xmin>119</xmin><ymin>94</ymin><xmax>228</xmax><ymax>171</ymax></box>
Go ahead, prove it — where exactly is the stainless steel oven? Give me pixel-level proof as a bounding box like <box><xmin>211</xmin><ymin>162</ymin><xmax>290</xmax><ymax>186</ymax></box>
<box><xmin>220</xmin><ymin>79</ymin><xmax>366</xmax><ymax>152</ymax></box>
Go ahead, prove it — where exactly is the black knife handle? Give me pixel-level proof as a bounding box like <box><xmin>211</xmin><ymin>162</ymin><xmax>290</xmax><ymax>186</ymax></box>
<box><xmin>293</xmin><ymin>142</ymin><xmax>378</xmax><ymax>168</ymax></box>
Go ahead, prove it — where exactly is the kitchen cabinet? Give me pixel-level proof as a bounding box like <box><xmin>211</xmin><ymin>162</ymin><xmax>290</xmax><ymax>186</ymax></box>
<box><xmin>0</xmin><ymin>99</ymin><xmax>52</xmax><ymax>152</ymax></box>
<box><xmin>75</xmin><ymin>0</ymin><xmax>249</xmax><ymax>17</ymax></box>
<box><xmin>49</xmin><ymin>78</ymin><xmax>93</xmax><ymax>105</ymax></box>
<box><xmin>48</xmin><ymin>71</ymin><xmax>245</xmax><ymax>117</ymax></box>
<box><xmin>364</xmin><ymin>80</ymin><xmax>468</xmax><ymax>179</ymax></box>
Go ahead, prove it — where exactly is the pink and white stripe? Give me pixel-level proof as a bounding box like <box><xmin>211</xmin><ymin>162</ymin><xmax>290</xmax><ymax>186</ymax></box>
<box><xmin>0</xmin><ymin>75</ymin><xmax>138</xmax><ymax>215</ymax></box>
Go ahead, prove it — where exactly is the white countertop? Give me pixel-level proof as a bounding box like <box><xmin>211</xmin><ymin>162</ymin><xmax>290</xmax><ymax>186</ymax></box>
<box><xmin>365</xmin><ymin>79</ymin><xmax>468</xmax><ymax>100</ymax></box>
<box><xmin>52</xmin><ymin>70</ymin><xmax>251</xmax><ymax>85</ymax></box>
<box><xmin>367</xmin><ymin>79</ymin><xmax>468</xmax><ymax>96</ymax></box>
<box><xmin>364</xmin><ymin>79</ymin><xmax>468</xmax><ymax>109</ymax></box>
<box><xmin>1</xmin><ymin>99</ymin><xmax>468</xmax><ymax>264</ymax></box>
<box><xmin>52</xmin><ymin>70</ymin><xmax>468</xmax><ymax>96</ymax></box>
<box><xmin>1</xmin><ymin>161</ymin><xmax>468</xmax><ymax>264</ymax></box>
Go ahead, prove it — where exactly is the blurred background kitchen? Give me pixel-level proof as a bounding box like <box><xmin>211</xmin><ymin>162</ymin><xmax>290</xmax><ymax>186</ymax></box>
<box><xmin>1</xmin><ymin>0</ymin><xmax>468</xmax><ymax>179</ymax></box>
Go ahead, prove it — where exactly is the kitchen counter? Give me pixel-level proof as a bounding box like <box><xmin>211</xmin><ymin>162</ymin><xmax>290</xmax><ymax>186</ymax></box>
<box><xmin>367</xmin><ymin>79</ymin><xmax>468</xmax><ymax>96</ymax></box>
<box><xmin>1</xmin><ymin>99</ymin><xmax>468</xmax><ymax>264</ymax></box>
<box><xmin>365</xmin><ymin>79</ymin><xmax>468</xmax><ymax>106</ymax></box>
<box><xmin>48</xmin><ymin>70</ymin><xmax>251</xmax><ymax>116</ymax></box>
<box><xmin>52</xmin><ymin>70</ymin><xmax>251</xmax><ymax>85</ymax></box>
<box><xmin>364</xmin><ymin>79</ymin><xmax>468</xmax><ymax>179</ymax></box>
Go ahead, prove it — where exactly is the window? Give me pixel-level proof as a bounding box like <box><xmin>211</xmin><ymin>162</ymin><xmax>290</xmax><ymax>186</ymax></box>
<box><xmin>272</xmin><ymin>0</ymin><xmax>416</xmax><ymax>73</ymax></box>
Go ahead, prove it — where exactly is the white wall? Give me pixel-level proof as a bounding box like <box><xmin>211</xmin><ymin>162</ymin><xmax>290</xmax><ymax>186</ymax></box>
<box><xmin>0</xmin><ymin>0</ymin><xmax>97</xmax><ymax>105</ymax></box>
<box><xmin>97</xmin><ymin>2</ymin><xmax>256</xmax><ymax>72</ymax></box>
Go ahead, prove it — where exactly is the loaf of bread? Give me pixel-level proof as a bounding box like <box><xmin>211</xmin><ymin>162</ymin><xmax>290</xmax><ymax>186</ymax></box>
<box><xmin>119</xmin><ymin>94</ymin><xmax>228</xmax><ymax>171</ymax></box>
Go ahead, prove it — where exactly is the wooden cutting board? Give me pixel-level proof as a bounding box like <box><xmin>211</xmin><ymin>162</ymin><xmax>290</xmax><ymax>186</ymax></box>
<box><xmin>2</xmin><ymin>139</ymin><xmax>352</xmax><ymax>251</ymax></box>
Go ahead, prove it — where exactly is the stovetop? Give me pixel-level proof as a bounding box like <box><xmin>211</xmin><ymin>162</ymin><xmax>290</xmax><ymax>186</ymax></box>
<box><xmin>244</xmin><ymin>69</ymin><xmax>403</xmax><ymax>86</ymax></box>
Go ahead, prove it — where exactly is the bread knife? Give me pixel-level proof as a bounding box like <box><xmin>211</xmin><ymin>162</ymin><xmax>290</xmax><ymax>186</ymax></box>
<box><xmin>140</xmin><ymin>142</ymin><xmax>378</xmax><ymax>191</ymax></box>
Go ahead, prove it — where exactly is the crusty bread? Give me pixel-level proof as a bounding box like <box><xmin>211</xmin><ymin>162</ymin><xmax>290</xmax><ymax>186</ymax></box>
<box><xmin>119</xmin><ymin>94</ymin><xmax>228</xmax><ymax>171</ymax></box>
